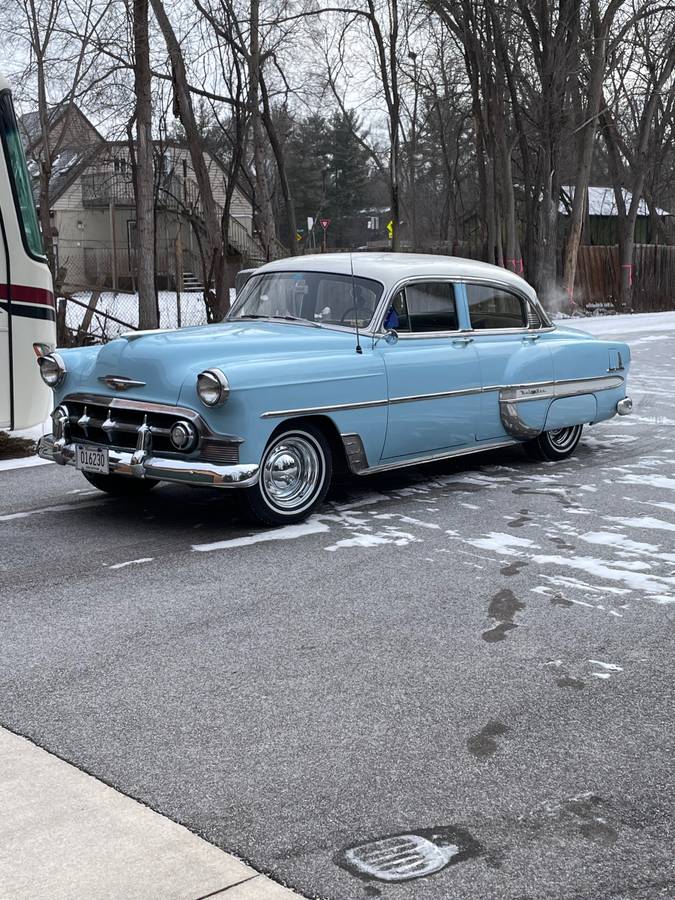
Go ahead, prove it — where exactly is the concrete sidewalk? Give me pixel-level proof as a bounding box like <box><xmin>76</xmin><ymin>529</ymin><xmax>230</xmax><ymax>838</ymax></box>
<box><xmin>0</xmin><ymin>727</ymin><xmax>301</xmax><ymax>899</ymax></box>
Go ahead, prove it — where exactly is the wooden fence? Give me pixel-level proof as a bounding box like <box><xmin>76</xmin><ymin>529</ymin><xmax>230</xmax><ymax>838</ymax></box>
<box><xmin>576</xmin><ymin>244</ymin><xmax>675</xmax><ymax>312</ymax></box>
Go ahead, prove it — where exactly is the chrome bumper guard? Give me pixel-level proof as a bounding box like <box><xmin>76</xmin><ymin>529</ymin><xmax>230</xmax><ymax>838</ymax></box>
<box><xmin>38</xmin><ymin>433</ymin><xmax>259</xmax><ymax>488</ymax></box>
<box><xmin>616</xmin><ymin>397</ymin><xmax>633</xmax><ymax>416</ymax></box>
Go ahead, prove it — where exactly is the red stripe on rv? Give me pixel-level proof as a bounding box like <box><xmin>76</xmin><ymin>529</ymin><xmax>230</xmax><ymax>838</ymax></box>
<box><xmin>0</xmin><ymin>283</ymin><xmax>55</xmax><ymax>307</ymax></box>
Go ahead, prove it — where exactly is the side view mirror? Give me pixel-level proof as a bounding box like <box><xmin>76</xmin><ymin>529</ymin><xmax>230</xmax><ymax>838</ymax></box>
<box><xmin>385</xmin><ymin>329</ymin><xmax>398</xmax><ymax>345</ymax></box>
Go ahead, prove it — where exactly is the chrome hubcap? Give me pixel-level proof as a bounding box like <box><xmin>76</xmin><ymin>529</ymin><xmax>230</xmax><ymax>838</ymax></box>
<box><xmin>548</xmin><ymin>425</ymin><xmax>581</xmax><ymax>451</ymax></box>
<box><xmin>261</xmin><ymin>434</ymin><xmax>323</xmax><ymax>511</ymax></box>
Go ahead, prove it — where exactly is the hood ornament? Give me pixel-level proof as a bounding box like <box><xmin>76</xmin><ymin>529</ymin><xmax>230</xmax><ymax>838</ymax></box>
<box><xmin>99</xmin><ymin>375</ymin><xmax>146</xmax><ymax>391</ymax></box>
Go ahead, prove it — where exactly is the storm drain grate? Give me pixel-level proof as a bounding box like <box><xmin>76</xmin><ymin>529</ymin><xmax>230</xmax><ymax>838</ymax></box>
<box><xmin>344</xmin><ymin>833</ymin><xmax>459</xmax><ymax>882</ymax></box>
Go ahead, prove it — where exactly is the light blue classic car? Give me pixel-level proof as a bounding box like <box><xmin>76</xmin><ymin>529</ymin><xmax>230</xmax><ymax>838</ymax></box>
<box><xmin>37</xmin><ymin>253</ymin><xmax>632</xmax><ymax>525</ymax></box>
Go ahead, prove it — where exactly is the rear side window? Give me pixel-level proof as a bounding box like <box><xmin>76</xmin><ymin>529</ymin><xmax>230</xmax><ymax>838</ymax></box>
<box><xmin>387</xmin><ymin>282</ymin><xmax>458</xmax><ymax>333</ymax></box>
<box><xmin>0</xmin><ymin>91</ymin><xmax>44</xmax><ymax>258</ymax></box>
<box><xmin>467</xmin><ymin>284</ymin><xmax>526</xmax><ymax>330</ymax></box>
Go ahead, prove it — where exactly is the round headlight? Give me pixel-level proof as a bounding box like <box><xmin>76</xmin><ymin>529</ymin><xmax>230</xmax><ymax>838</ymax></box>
<box><xmin>170</xmin><ymin>420</ymin><xmax>198</xmax><ymax>451</ymax></box>
<box><xmin>37</xmin><ymin>352</ymin><xmax>66</xmax><ymax>388</ymax></box>
<box><xmin>197</xmin><ymin>369</ymin><xmax>229</xmax><ymax>407</ymax></box>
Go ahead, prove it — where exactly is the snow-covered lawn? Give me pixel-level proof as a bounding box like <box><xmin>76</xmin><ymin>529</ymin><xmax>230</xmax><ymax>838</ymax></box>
<box><xmin>556</xmin><ymin>310</ymin><xmax>675</xmax><ymax>336</ymax></box>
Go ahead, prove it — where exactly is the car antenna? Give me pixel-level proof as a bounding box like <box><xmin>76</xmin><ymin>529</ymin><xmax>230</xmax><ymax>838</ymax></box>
<box><xmin>350</xmin><ymin>251</ymin><xmax>363</xmax><ymax>355</ymax></box>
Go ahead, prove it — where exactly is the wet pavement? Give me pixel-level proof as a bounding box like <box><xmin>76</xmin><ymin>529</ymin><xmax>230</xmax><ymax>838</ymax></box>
<box><xmin>1</xmin><ymin>320</ymin><xmax>674</xmax><ymax>899</ymax></box>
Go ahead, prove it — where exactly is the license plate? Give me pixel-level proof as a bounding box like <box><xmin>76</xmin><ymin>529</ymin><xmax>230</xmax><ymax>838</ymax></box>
<box><xmin>76</xmin><ymin>444</ymin><xmax>109</xmax><ymax>475</ymax></box>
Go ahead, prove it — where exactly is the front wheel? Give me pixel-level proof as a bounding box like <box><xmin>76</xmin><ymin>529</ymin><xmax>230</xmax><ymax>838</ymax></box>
<box><xmin>241</xmin><ymin>424</ymin><xmax>332</xmax><ymax>526</ymax></box>
<box><xmin>524</xmin><ymin>425</ymin><xmax>583</xmax><ymax>462</ymax></box>
<box><xmin>83</xmin><ymin>471</ymin><xmax>159</xmax><ymax>496</ymax></box>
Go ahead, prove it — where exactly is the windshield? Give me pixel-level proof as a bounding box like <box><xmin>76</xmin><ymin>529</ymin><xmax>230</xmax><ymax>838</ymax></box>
<box><xmin>0</xmin><ymin>90</ymin><xmax>44</xmax><ymax>258</ymax></box>
<box><xmin>229</xmin><ymin>271</ymin><xmax>384</xmax><ymax>328</ymax></box>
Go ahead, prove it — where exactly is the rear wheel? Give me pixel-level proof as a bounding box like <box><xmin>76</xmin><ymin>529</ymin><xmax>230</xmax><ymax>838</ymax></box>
<box><xmin>241</xmin><ymin>424</ymin><xmax>332</xmax><ymax>526</ymax></box>
<box><xmin>524</xmin><ymin>425</ymin><xmax>583</xmax><ymax>462</ymax></box>
<box><xmin>83</xmin><ymin>472</ymin><xmax>159</xmax><ymax>496</ymax></box>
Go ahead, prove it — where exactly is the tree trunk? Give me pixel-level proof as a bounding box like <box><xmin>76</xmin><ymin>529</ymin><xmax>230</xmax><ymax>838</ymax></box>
<box><xmin>34</xmin><ymin>52</ymin><xmax>55</xmax><ymax>277</ymax></box>
<box><xmin>249</xmin><ymin>0</ymin><xmax>276</xmax><ymax>260</ymax></box>
<box><xmin>150</xmin><ymin>0</ymin><xmax>227</xmax><ymax>317</ymax></box>
<box><xmin>133</xmin><ymin>0</ymin><xmax>158</xmax><ymax>329</ymax></box>
<box><xmin>562</xmin><ymin>2</ymin><xmax>621</xmax><ymax>301</ymax></box>
<box><xmin>260</xmin><ymin>73</ymin><xmax>297</xmax><ymax>255</ymax></box>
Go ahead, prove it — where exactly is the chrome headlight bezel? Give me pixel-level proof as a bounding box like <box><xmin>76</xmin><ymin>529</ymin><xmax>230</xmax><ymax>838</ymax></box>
<box><xmin>37</xmin><ymin>352</ymin><xmax>67</xmax><ymax>388</ymax></box>
<box><xmin>197</xmin><ymin>368</ymin><xmax>230</xmax><ymax>407</ymax></box>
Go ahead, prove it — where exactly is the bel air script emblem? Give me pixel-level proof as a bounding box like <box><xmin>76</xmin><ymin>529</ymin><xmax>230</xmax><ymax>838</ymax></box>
<box><xmin>99</xmin><ymin>375</ymin><xmax>146</xmax><ymax>391</ymax></box>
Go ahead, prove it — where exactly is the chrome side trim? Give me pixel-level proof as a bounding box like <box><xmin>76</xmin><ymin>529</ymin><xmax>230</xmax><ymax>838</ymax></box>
<box><xmin>261</xmin><ymin>398</ymin><xmax>388</xmax><ymax>419</ymax></box>
<box><xmin>261</xmin><ymin>375</ymin><xmax>624</xmax><ymax>420</ymax></box>
<box><xmin>499</xmin><ymin>375</ymin><xmax>624</xmax><ymax>405</ymax></box>
<box><xmin>340</xmin><ymin>437</ymin><xmax>517</xmax><ymax>477</ymax></box>
<box><xmin>498</xmin><ymin>375</ymin><xmax>624</xmax><ymax>438</ymax></box>
<box><xmin>389</xmin><ymin>385</ymin><xmax>482</xmax><ymax>405</ymax></box>
<box><xmin>37</xmin><ymin>434</ymin><xmax>259</xmax><ymax>488</ymax></box>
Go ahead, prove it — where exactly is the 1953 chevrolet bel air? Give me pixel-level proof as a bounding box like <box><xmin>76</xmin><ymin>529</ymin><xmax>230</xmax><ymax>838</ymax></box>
<box><xmin>37</xmin><ymin>253</ymin><xmax>632</xmax><ymax>525</ymax></box>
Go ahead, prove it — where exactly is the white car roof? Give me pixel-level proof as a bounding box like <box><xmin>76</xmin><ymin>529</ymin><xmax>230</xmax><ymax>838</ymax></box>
<box><xmin>259</xmin><ymin>252</ymin><xmax>539</xmax><ymax>301</ymax></box>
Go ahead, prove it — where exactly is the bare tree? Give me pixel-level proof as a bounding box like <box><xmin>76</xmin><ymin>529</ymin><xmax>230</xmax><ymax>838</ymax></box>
<box><xmin>150</xmin><ymin>0</ymin><xmax>230</xmax><ymax>315</ymax></box>
<box><xmin>133</xmin><ymin>0</ymin><xmax>158</xmax><ymax>328</ymax></box>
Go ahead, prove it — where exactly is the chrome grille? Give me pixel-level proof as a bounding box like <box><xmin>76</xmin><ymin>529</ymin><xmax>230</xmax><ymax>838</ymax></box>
<box><xmin>60</xmin><ymin>395</ymin><xmax>240</xmax><ymax>464</ymax></box>
<box><xmin>200</xmin><ymin>440</ymin><xmax>240</xmax><ymax>465</ymax></box>
<box><xmin>65</xmin><ymin>399</ymin><xmax>179</xmax><ymax>453</ymax></box>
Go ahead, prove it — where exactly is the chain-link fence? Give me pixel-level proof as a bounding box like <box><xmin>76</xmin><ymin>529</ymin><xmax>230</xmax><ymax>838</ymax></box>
<box><xmin>56</xmin><ymin>289</ymin><xmax>239</xmax><ymax>345</ymax></box>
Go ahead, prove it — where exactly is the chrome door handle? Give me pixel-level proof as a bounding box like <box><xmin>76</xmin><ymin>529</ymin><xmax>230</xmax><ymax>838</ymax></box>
<box><xmin>452</xmin><ymin>337</ymin><xmax>474</xmax><ymax>346</ymax></box>
<box><xmin>523</xmin><ymin>334</ymin><xmax>540</xmax><ymax>342</ymax></box>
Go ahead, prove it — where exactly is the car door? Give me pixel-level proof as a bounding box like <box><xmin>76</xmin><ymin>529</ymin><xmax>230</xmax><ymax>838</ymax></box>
<box><xmin>377</xmin><ymin>279</ymin><xmax>481</xmax><ymax>460</ymax></box>
<box><xmin>463</xmin><ymin>282</ymin><xmax>554</xmax><ymax>441</ymax></box>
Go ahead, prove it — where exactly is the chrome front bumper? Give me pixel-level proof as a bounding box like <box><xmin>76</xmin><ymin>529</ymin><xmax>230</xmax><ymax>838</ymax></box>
<box><xmin>37</xmin><ymin>434</ymin><xmax>259</xmax><ymax>488</ymax></box>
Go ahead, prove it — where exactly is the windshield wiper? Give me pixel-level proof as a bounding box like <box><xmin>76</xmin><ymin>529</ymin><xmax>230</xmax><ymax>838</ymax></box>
<box><xmin>269</xmin><ymin>315</ymin><xmax>322</xmax><ymax>327</ymax></box>
<box><xmin>230</xmin><ymin>313</ymin><xmax>322</xmax><ymax>327</ymax></box>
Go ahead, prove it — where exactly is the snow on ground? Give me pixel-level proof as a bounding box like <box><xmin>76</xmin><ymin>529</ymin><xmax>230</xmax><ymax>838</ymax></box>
<box><xmin>556</xmin><ymin>310</ymin><xmax>675</xmax><ymax>336</ymax></box>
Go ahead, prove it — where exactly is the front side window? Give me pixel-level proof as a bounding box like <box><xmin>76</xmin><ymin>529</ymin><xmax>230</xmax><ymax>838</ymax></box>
<box><xmin>229</xmin><ymin>271</ymin><xmax>383</xmax><ymax>328</ymax></box>
<box><xmin>384</xmin><ymin>282</ymin><xmax>458</xmax><ymax>333</ymax></box>
<box><xmin>0</xmin><ymin>91</ymin><xmax>44</xmax><ymax>258</ymax></box>
<box><xmin>467</xmin><ymin>284</ymin><xmax>527</xmax><ymax>330</ymax></box>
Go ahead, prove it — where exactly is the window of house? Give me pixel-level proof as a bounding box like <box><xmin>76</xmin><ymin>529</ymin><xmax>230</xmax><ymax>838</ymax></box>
<box><xmin>466</xmin><ymin>284</ymin><xmax>527</xmax><ymax>330</ymax></box>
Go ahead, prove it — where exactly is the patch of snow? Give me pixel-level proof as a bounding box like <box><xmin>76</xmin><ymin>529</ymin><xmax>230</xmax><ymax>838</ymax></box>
<box><xmin>466</xmin><ymin>532</ymin><xmax>539</xmax><ymax>556</ymax></box>
<box><xmin>0</xmin><ymin>456</ymin><xmax>52</xmax><ymax>472</ymax></box>
<box><xmin>0</xmin><ymin>499</ymin><xmax>108</xmax><ymax>521</ymax></box>
<box><xmin>606</xmin><ymin>515</ymin><xmax>675</xmax><ymax>533</ymax></box>
<box><xmin>589</xmin><ymin>660</ymin><xmax>623</xmax><ymax>672</ymax></box>
<box><xmin>192</xmin><ymin>518</ymin><xmax>329</xmax><ymax>552</ymax></box>
<box><xmin>108</xmin><ymin>557</ymin><xmax>154</xmax><ymax>570</ymax></box>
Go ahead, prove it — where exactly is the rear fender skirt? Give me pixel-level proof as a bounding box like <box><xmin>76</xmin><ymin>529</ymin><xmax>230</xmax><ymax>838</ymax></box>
<box><xmin>499</xmin><ymin>374</ymin><xmax>624</xmax><ymax>438</ymax></box>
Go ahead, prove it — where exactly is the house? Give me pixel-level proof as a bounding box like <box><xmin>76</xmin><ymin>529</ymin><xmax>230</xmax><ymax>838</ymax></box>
<box><xmin>20</xmin><ymin>103</ymin><xmax>278</xmax><ymax>293</ymax></box>
<box><xmin>559</xmin><ymin>185</ymin><xmax>672</xmax><ymax>245</ymax></box>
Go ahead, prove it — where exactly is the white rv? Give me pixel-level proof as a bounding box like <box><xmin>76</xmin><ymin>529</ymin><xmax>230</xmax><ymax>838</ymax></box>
<box><xmin>0</xmin><ymin>73</ymin><xmax>55</xmax><ymax>431</ymax></box>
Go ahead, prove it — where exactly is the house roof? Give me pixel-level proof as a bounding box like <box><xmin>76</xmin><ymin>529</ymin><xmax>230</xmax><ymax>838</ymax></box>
<box><xmin>560</xmin><ymin>185</ymin><xmax>670</xmax><ymax>217</ymax></box>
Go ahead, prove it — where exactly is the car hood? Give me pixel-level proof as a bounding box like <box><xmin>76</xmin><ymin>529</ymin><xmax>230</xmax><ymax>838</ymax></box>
<box><xmin>63</xmin><ymin>320</ymin><xmax>358</xmax><ymax>405</ymax></box>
